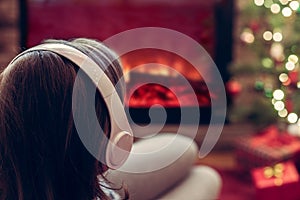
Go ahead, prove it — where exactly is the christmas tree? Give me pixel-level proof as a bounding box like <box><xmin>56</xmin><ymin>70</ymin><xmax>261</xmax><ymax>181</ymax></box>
<box><xmin>228</xmin><ymin>0</ymin><xmax>300</xmax><ymax>131</ymax></box>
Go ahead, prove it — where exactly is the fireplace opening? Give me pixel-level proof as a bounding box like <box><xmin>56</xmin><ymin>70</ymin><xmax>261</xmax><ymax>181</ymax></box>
<box><xmin>122</xmin><ymin>49</ymin><xmax>212</xmax><ymax>108</ymax></box>
<box><xmin>120</xmin><ymin>48</ymin><xmax>217</xmax><ymax>124</ymax></box>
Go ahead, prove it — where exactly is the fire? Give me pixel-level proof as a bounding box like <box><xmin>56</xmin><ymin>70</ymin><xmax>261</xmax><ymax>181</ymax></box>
<box><xmin>120</xmin><ymin>49</ymin><xmax>212</xmax><ymax>108</ymax></box>
<box><xmin>121</xmin><ymin>49</ymin><xmax>203</xmax><ymax>82</ymax></box>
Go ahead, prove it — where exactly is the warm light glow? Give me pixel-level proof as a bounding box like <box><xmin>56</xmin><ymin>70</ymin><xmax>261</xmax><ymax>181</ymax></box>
<box><xmin>271</xmin><ymin>3</ymin><xmax>281</xmax><ymax>13</ymax></box>
<box><xmin>273</xmin><ymin>89</ymin><xmax>285</xmax><ymax>100</ymax></box>
<box><xmin>121</xmin><ymin>50</ymin><xmax>203</xmax><ymax>83</ymax></box>
<box><xmin>290</xmin><ymin>1</ymin><xmax>300</xmax><ymax>10</ymax></box>
<box><xmin>283</xmin><ymin>78</ymin><xmax>292</xmax><ymax>86</ymax></box>
<box><xmin>285</xmin><ymin>61</ymin><xmax>296</xmax><ymax>70</ymax></box>
<box><xmin>240</xmin><ymin>30</ymin><xmax>255</xmax><ymax>44</ymax></box>
<box><xmin>288</xmin><ymin>113</ymin><xmax>298</xmax><ymax>123</ymax></box>
<box><xmin>297</xmin><ymin>81</ymin><xmax>300</xmax><ymax>88</ymax></box>
<box><xmin>288</xmin><ymin>54</ymin><xmax>299</xmax><ymax>63</ymax></box>
<box><xmin>279</xmin><ymin>73</ymin><xmax>289</xmax><ymax>82</ymax></box>
<box><xmin>273</xmin><ymin>32</ymin><xmax>283</xmax><ymax>42</ymax></box>
<box><xmin>282</xmin><ymin>7</ymin><xmax>293</xmax><ymax>17</ymax></box>
<box><xmin>254</xmin><ymin>0</ymin><xmax>265</xmax><ymax>6</ymax></box>
<box><xmin>263</xmin><ymin>31</ymin><xmax>273</xmax><ymax>41</ymax></box>
<box><xmin>262</xmin><ymin>57</ymin><xmax>273</xmax><ymax>68</ymax></box>
<box><xmin>288</xmin><ymin>124</ymin><xmax>300</xmax><ymax>136</ymax></box>
<box><xmin>280</xmin><ymin>0</ymin><xmax>290</xmax><ymax>5</ymax></box>
<box><xmin>278</xmin><ymin>109</ymin><xmax>288</xmax><ymax>118</ymax></box>
<box><xmin>270</xmin><ymin>43</ymin><xmax>284</xmax><ymax>60</ymax></box>
<box><xmin>274</xmin><ymin>101</ymin><xmax>285</xmax><ymax>111</ymax></box>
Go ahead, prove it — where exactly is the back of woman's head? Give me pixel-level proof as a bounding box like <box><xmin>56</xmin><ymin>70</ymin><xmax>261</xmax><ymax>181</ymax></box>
<box><xmin>0</xmin><ymin>38</ymin><xmax>124</xmax><ymax>200</ymax></box>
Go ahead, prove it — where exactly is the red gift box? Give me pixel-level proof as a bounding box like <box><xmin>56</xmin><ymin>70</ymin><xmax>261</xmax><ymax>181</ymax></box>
<box><xmin>251</xmin><ymin>161</ymin><xmax>300</xmax><ymax>200</ymax></box>
<box><xmin>235</xmin><ymin>126</ymin><xmax>300</xmax><ymax>169</ymax></box>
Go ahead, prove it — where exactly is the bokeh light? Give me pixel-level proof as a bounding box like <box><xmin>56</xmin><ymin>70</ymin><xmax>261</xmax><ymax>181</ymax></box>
<box><xmin>285</xmin><ymin>61</ymin><xmax>296</xmax><ymax>71</ymax></box>
<box><xmin>271</xmin><ymin>3</ymin><xmax>281</xmax><ymax>13</ymax></box>
<box><xmin>288</xmin><ymin>113</ymin><xmax>298</xmax><ymax>123</ymax></box>
<box><xmin>279</xmin><ymin>0</ymin><xmax>290</xmax><ymax>5</ymax></box>
<box><xmin>278</xmin><ymin>109</ymin><xmax>288</xmax><ymax>118</ymax></box>
<box><xmin>263</xmin><ymin>31</ymin><xmax>273</xmax><ymax>41</ymax></box>
<box><xmin>273</xmin><ymin>32</ymin><xmax>283</xmax><ymax>42</ymax></box>
<box><xmin>273</xmin><ymin>89</ymin><xmax>285</xmax><ymax>100</ymax></box>
<box><xmin>288</xmin><ymin>54</ymin><xmax>299</xmax><ymax>63</ymax></box>
<box><xmin>240</xmin><ymin>30</ymin><xmax>255</xmax><ymax>43</ymax></box>
<box><xmin>290</xmin><ymin>1</ymin><xmax>300</xmax><ymax>10</ymax></box>
<box><xmin>279</xmin><ymin>73</ymin><xmax>289</xmax><ymax>82</ymax></box>
<box><xmin>274</xmin><ymin>101</ymin><xmax>285</xmax><ymax>111</ymax></box>
<box><xmin>262</xmin><ymin>57</ymin><xmax>273</xmax><ymax>68</ymax></box>
<box><xmin>282</xmin><ymin>7</ymin><xmax>293</xmax><ymax>17</ymax></box>
<box><xmin>254</xmin><ymin>0</ymin><xmax>265</xmax><ymax>6</ymax></box>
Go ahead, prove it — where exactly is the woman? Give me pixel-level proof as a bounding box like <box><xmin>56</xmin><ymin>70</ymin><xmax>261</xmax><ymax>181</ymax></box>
<box><xmin>0</xmin><ymin>38</ymin><xmax>222</xmax><ymax>200</ymax></box>
<box><xmin>0</xmin><ymin>38</ymin><xmax>125</xmax><ymax>200</ymax></box>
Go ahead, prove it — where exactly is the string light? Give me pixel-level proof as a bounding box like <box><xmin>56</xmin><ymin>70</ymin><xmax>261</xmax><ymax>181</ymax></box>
<box><xmin>279</xmin><ymin>0</ymin><xmax>290</xmax><ymax>5</ymax></box>
<box><xmin>263</xmin><ymin>31</ymin><xmax>273</xmax><ymax>41</ymax></box>
<box><xmin>285</xmin><ymin>61</ymin><xmax>296</xmax><ymax>71</ymax></box>
<box><xmin>282</xmin><ymin>7</ymin><xmax>293</xmax><ymax>17</ymax></box>
<box><xmin>268</xmin><ymin>3</ymin><xmax>299</xmax><ymax>124</ymax></box>
<box><xmin>279</xmin><ymin>73</ymin><xmax>289</xmax><ymax>82</ymax></box>
<box><xmin>254</xmin><ymin>0</ymin><xmax>265</xmax><ymax>6</ymax></box>
<box><xmin>240</xmin><ymin>29</ymin><xmax>255</xmax><ymax>43</ymax></box>
<box><xmin>271</xmin><ymin>3</ymin><xmax>281</xmax><ymax>13</ymax></box>
<box><xmin>288</xmin><ymin>54</ymin><xmax>299</xmax><ymax>63</ymax></box>
<box><xmin>273</xmin><ymin>89</ymin><xmax>285</xmax><ymax>100</ymax></box>
<box><xmin>289</xmin><ymin>1</ymin><xmax>300</xmax><ymax>10</ymax></box>
<box><xmin>272</xmin><ymin>86</ymin><xmax>298</xmax><ymax>122</ymax></box>
<box><xmin>274</xmin><ymin>101</ymin><xmax>285</xmax><ymax>111</ymax></box>
<box><xmin>262</xmin><ymin>57</ymin><xmax>273</xmax><ymax>68</ymax></box>
<box><xmin>287</xmin><ymin>113</ymin><xmax>298</xmax><ymax>123</ymax></box>
<box><xmin>249</xmin><ymin>0</ymin><xmax>300</xmax><ymax>125</ymax></box>
<box><xmin>273</xmin><ymin>32</ymin><xmax>283</xmax><ymax>42</ymax></box>
<box><xmin>278</xmin><ymin>109</ymin><xmax>288</xmax><ymax>118</ymax></box>
<box><xmin>270</xmin><ymin>43</ymin><xmax>284</xmax><ymax>61</ymax></box>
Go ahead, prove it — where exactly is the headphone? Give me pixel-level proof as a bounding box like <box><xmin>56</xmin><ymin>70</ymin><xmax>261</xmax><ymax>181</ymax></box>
<box><xmin>5</xmin><ymin>43</ymin><xmax>133</xmax><ymax>169</ymax></box>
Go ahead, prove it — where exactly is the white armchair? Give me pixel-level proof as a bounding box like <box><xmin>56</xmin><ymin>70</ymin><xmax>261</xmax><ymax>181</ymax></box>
<box><xmin>105</xmin><ymin>133</ymin><xmax>222</xmax><ymax>200</ymax></box>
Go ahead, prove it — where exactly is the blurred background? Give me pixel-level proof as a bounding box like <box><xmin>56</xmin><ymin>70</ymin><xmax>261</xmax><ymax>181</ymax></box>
<box><xmin>2</xmin><ymin>0</ymin><xmax>300</xmax><ymax>199</ymax></box>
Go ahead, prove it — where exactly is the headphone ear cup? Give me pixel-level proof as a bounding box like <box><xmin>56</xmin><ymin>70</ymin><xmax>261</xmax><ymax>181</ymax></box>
<box><xmin>106</xmin><ymin>131</ymin><xmax>133</xmax><ymax>169</ymax></box>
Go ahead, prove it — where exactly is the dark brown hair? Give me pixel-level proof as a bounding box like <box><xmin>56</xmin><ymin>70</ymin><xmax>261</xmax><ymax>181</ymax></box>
<box><xmin>0</xmin><ymin>38</ymin><xmax>124</xmax><ymax>200</ymax></box>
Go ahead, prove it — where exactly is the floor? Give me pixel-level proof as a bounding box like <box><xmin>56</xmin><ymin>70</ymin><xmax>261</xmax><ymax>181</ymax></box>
<box><xmin>196</xmin><ymin>150</ymin><xmax>237</xmax><ymax>170</ymax></box>
<box><xmin>199</xmin><ymin>150</ymin><xmax>256</xmax><ymax>200</ymax></box>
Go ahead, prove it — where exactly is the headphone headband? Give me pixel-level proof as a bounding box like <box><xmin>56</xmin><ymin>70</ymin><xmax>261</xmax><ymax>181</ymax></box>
<box><xmin>6</xmin><ymin>43</ymin><xmax>133</xmax><ymax>169</ymax></box>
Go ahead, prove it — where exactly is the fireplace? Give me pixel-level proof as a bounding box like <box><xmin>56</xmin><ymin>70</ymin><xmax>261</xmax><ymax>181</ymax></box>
<box><xmin>122</xmin><ymin>49</ymin><xmax>211</xmax><ymax>108</ymax></box>
<box><xmin>121</xmin><ymin>48</ymin><xmax>214</xmax><ymax>124</ymax></box>
<box><xmin>21</xmin><ymin>0</ymin><xmax>233</xmax><ymax>124</ymax></box>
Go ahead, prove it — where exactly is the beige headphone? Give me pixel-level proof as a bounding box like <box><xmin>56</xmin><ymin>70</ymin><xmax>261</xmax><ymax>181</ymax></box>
<box><xmin>5</xmin><ymin>43</ymin><xmax>133</xmax><ymax>169</ymax></box>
